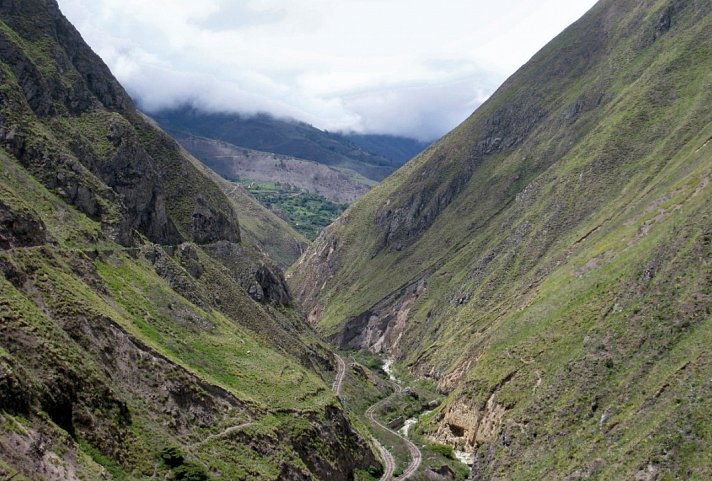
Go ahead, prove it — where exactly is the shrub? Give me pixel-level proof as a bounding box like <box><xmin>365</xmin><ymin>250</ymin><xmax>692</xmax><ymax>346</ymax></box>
<box><xmin>430</xmin><ymin>443</ymin><xmax>455</xmax><ymax>459</ymax></box>
<box><xmin>173</xmin><ymin>462</ymin><xmax>211</xmax><ymax>481</ymax></box>
<box><xmin>160</xmin><ymin>446</ymin><xmax>185</xmax><ymax>468</ymax></box>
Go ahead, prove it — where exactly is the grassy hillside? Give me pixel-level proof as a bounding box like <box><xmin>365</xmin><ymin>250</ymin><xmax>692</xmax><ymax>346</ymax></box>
<box><xmin>290</xmin><ymin>0</ymin><xmax>712</xmax><ymax>479</ymax></box>
<box><xmin>238</xmin><ymin>181</ymin><xmax>347</xmax><ymax>241</ymax></box>
<box><xmin>0</xmin><ymin>1</ymin><xmax>375</xmax><ymax>479</ymax></box>
<box><xmin>164</xmin><ymin>133</ymin><xmax>310</xmax><ymax>268</ymax></box>
<box><xmin>218</xmin><ymin>179</ymin><xmax>310</xmax><ymax>267</ymax></box>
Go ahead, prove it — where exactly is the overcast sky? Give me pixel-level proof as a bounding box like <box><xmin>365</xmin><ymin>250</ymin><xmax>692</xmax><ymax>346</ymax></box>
<box><xmin>58</xmin><ymin>0</ymin><xmax>598</xmax><ymax>141</ymax></box>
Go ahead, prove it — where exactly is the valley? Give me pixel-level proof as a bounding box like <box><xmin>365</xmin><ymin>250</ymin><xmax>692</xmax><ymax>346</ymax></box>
<box><xmin>331</xmin><ymin>351</ymin><xmax>471</xmax><ymax>480</ymax></box>
<box><xmin>237</xmin><ymin>181</ymin><xmax>347</xmax><ymax>241</ymax></box>
<box><xmin>1</xmin><ymin>0</ymin><xmax>711</xmax><ymax>480</ymax></box>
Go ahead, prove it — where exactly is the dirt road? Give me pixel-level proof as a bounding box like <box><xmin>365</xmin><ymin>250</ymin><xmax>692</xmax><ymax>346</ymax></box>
<box><xmin>332</xmin><ymin>353</ymin><xmax>422</xmax><ymax>480</ymax></box>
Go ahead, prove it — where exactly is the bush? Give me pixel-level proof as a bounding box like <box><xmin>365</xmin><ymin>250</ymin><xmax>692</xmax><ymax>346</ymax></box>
<box><xmin>160</xmin><ymin>446</ymin><xmax>185</xmax><ymax>468</ymax></box>
<box><xmin>430</xmin><ymin>443</ymin><xmax>455</xmax><ymax>459</ymax></box>
<box><xmin>173</xmin><ymin>462</ymin><xmax>211</xmax><ymax>481</ymax></box>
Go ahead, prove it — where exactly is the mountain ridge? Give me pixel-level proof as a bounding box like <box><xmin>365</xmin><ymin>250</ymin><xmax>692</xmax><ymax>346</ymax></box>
<box><xmin>175</xmin><ymin>133</ymin><xmax>369</xmax><ymax>204</ymax></box>
<box><xmin>151</xmin><ymin>107</ymin><xmax>422</xmax><ymax>184</ymax></box>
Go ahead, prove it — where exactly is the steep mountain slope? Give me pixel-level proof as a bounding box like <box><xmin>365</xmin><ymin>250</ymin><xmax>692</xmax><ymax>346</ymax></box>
<box><xmin>0</xmin><ymin>2</ymin><xmax>375</xmax><ymax>480</ymax></box>
<box><xmin>209</xmin><ymin>174</ymin><xmax>309</xmax><ymax>269</ymax></box>
<box><xmin>162</xmin><ymin>131</ymin><xmax>309</xmax><ymax>268</ymax></box>
<box><xmin>177</xmin><ymin>134</ymin><xmax>369</xmax><ymax>204</ymax></box>
<box><xmin>152</xmin><ymin>108</ymin><xmax>414</xmax><ymax>183</ymax></box>
<box><xmin>290</xmin><ymin>0</ymin><xmax>712</xmax><ymax>479</ymax></box>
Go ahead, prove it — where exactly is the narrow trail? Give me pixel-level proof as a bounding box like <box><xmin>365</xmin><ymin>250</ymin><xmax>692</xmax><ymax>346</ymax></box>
<box><xmin>225</xmin><ymin>184</ymin><xmax>240</xmax><ymax>197</ymax></box>
<box><xmin>332</xmin><ymin>352</ymin><xmax>347</xmax><ymax>396</ymax></box>
<box><xmin>332</xmin><ymin>354</ymin><xmax>422</xmax><ymax>481</ymax></box>
<box><xmin>193</xmin><ymin>422</ymin><xmax>254</xmax><ymax>448</ymax></box>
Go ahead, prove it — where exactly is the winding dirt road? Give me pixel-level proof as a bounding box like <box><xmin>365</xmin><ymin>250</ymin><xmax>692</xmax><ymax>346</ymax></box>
<box><xmin>332</xmin><ymin>352</ymin><xmax>346</xmax><ymax>396</ymax></box>
<box><xmin>332</xmin><ymin>353</ymin><xmax>422</xmax><ymax>480</ymax></box>
<box><xmin>365</xmin><ymin>397</ymin><xmax>397</xmax><ymax>479</ymax></box>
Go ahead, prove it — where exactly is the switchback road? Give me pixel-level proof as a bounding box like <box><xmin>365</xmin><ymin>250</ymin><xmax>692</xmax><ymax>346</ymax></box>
<box><xmin>332</xmin><ymin>353</ymin><xmax>422</xmax><ymax>480</ymax></box>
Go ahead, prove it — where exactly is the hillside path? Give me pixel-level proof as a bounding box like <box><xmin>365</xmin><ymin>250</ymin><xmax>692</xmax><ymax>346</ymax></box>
<box><xmin>332</xmin><ymin>353</ymin><xmax>346</xmax><ymax>396</ymax></box>
<box><xmin>193</xmin><ymin>422</ymin><xmax>254</xmax><ymax>448</ymax></box>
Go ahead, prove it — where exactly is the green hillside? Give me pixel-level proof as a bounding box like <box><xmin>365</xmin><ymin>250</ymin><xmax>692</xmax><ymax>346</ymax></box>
<box><xmin>290</xmin><ymin>0</ymin><xmax>712</xmax><ymax>479</ymax></box>
<box><xmin>0</xmin><ymin>1</ymin><xmax>375</xmax><ymax>479</ymax></box>
<box><xmin>220</xmin><ymin>179</ymin><xmax>310</xmax><ymax>267</ymax></box>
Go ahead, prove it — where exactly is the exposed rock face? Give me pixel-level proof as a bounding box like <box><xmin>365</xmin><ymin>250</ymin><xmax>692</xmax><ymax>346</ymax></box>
<box><xmin>190</xmin><ymin>194</ymin><xmax>240</xmax><ymax>245</ymax></box>
<box><xmin>255</xmin><ymin>264</ymin><xmax>291</xmax><ymax>304</ymax></box>
<box><xmin>433</xmin><ymin>396</ymin><xmax>507</xmax><ymax>455</ymax></box>
<box><xmin>202</xmin><ymin>240</ymin><xmax>292</xmax><ymax>306</ymax></box>
<box><xmin>0</xmin><ymin>0</ymin><xmax>237</xmax><ymax>248</ymax></box>
<box><xmin>291</xmin><ymin>405</ymin><xmax>379</xmax><ymax>481</ymax></box>
<box><xmin>334</xmin><ymin>275</ymin><xmax>427</xmax><ymax>353</ymax></box>
<box><xmin>0</xmin><ymin>200</ymin><xmax>48</xmax><ymax>249</ymax></box>
<box><xmin>102</xmin><ymin>119</ymin><xmax>181</xmax><ymax>245</ymax></box>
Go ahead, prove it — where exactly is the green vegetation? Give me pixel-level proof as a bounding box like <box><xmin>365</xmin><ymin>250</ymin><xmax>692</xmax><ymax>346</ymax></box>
<box><xmin>240</xmin><ymin>180</ymin><xmax>347</xmax><ymax>240</ymax></box>
<box><xmin>79</xmin><ymin>440</ymin><xmax>129</xmax><ymax>480</ymax></box>
<box><xmin>160</xmin><ymin>447</ymin><xmax>211</xmax><ymax>481</ymax></box>
<box><xmin>94</xmin><ymin>253</ymin><xmax>330</xmax><ymax>409</ymax></box>
<box><xmin>160</xmin><ymin>446</ymin><xmax>185</xmax><ymax>468</ymax></box>
<box><xmin>174</xmin><ymin>463</ymin><xmax>211</xmax><ymax>481</ymax></box>
<box><xmin>429</xmin><ymin>443</ymin><xmax>454</xmax><ymax>460</ymax></box>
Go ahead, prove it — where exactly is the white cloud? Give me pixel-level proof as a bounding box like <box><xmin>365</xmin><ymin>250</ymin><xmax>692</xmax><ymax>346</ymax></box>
<box><xmin>58</xmin><ymin>0</ymin><xmax>598</xmax><ymax>140</ymax></box>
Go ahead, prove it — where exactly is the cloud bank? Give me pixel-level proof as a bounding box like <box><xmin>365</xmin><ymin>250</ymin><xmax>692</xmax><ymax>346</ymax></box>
<box><xmin>58</xmin><ymin>0</ymin><xmax>597</xmax><ymax>141</ymax></box>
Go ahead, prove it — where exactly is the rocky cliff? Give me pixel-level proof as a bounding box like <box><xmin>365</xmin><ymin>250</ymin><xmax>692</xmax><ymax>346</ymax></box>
<box><xmin>290</xmin><ymin>0</ymin><xmax>712</xmax><ymax>479</ymax></box>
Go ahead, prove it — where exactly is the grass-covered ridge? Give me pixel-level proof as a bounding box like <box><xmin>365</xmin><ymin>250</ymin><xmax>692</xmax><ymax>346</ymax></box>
<box><xmin>290</xmin><ymin>0</ymin><xmax>712</xmax><ymax>479</ymax></box>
